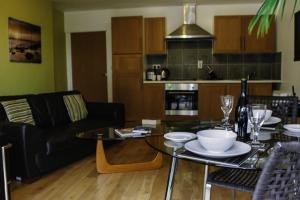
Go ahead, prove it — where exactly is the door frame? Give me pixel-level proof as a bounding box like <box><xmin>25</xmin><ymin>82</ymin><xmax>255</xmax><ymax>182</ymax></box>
<box><xmin>65</xmin><ymin>30</ymin><xmax>113</xmax><ymax>102</ymax></box>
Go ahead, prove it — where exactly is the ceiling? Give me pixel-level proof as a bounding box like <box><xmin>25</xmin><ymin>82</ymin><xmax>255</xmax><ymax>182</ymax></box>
<box><xmin>52</xmin><ymin>0</ymin><xmax>263</xmax><ymax>11</ymax></box>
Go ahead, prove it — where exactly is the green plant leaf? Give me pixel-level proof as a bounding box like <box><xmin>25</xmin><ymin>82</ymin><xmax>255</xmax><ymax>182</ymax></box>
<box><xmin>249</xmin><ymin>0</ymin><xmax>299</xmax><ymax>37</ymax></box>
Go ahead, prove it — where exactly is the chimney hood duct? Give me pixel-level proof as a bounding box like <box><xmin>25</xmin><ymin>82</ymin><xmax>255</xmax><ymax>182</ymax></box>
<box><xmin>166</xmin><ymin>3</ymin><xmax>214</xmax><ymax>39</ymax></box>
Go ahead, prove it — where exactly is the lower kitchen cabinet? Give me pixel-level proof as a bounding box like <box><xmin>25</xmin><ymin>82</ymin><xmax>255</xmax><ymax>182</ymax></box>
<box><xmin>142</xmin><ymin>84</ymin><xmax>165</xmax><ymax>119</ymax></box>
<box><xmin>198</xmin><ymin>84</ymin><xmax>227</xmax><ymax>120</ymax></box>
<box><xmin>198</xmin><ymin>83</ymin><xmax>273</xmax><ymax>121</ymax></box>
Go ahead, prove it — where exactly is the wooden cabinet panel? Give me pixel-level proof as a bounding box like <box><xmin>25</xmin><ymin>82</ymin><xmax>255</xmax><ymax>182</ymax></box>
<box><xmin>227</xmin><ymin>83</ymin><xmax>241</xmax><ymax>119</ymax></box>
<box><xmin>214</xmin><ymin>16</ymin><xmax>242</xmax><ymax>54</ymax></box>
<box><xmin>198</xmin><ymin>84</ymin><xmax>226</xmax><ymax>120</ymax></box>
<box><xmin>248</xmin><ymin>83</ymin><xmax>272</xmax><ymax>96</ymax></box>
<box><xmin>144</xmin><ymin>17</ymin><xmax>166</xmax><ymax>54</ymax></box>
<box><xmin>112</xmin><ymin>16</ymin><xmax>143</xmax><ymax>54</ymax></box>
<box><xmin>113</xmin><ymin>55</ymin><xmax>143</xmax><ymax>121</ymax></box>
<box><xmin>214</xmin><ymin>15</ymin><xmax>276</xmax><ymax>54</ymax></box>
<box><xmin>243</xmin><ymin>16</ymin><xmax>276</xmax><ymax>53</ymax></box>
<box><xmin>142</xmin><ymin>84</ymin><xmax>164</xmax><ymax>119</ymax></box>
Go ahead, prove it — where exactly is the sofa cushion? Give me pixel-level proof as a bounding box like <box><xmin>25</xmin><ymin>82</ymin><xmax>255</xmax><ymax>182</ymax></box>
<box><xmin>1</xmin><ymin>99</ymin><xmax>35</xmax><ymax>125</ymax></box>
<box><xmin>27</xmin><ymin>95</ymin><xmax>52</xmax><ymax>128</ymax></box>
<box><xmin>63</xmin><ymin>94</ymin><xmax>88</xmax><ymax>122</ymax></box>
<box><xmin>41</xmin><ymin>91</ymin><xmax>81</xmax><ymax>127</ymax></box>
<box><xmin>44</xmin><ymin>125</ymin><xmax>81</xmax><ymax>155</ymax></box>
<box><xmin>42</xmin><ymin>94</ymin><xmax>71</xmax><ymax>127</ymax></box>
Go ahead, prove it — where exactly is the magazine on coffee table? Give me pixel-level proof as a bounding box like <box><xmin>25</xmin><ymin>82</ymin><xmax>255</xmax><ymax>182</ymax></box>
<box><xmin>114</xmin><ymin>127</ymin><xmax>151</xmax><ymax>138</ymax></box>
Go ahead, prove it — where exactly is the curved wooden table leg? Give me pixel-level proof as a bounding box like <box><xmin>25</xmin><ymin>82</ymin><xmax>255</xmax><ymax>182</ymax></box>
<box><xmin>96</xmin><ymin>140</ymin><xmax>163</xmax><ymax>173</ymax></box>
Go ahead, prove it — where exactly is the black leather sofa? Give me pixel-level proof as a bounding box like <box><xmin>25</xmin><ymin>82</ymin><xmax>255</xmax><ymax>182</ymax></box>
<box><xmin>0</xmin><ymin>91</ymin><xmax>124</xmax><ymax>181</ymax></box>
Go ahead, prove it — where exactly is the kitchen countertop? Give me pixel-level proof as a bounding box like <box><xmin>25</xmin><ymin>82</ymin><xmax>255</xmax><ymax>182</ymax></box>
<box><xmin>143</xmin><ymin>80</ymin><xmax>281</xmax><ymax>84</ymax></box>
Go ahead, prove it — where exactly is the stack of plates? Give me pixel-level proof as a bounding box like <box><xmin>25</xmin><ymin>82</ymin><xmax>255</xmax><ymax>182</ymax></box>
<box><xmin>164</xmin><ymin>132</ymin><xmax>196</xmax><ymax>143</ymax></box>
<box><xmin>263</xmin><ymin>116</ymin><xmax>281</xmax><ymax>125</ymax></box>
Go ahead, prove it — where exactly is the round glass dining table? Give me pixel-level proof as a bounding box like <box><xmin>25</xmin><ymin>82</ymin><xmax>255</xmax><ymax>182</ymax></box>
<box><xmin>145</xmin><ymin>120</ymin><xmax>300</xmax><ymax>200</ymax></box>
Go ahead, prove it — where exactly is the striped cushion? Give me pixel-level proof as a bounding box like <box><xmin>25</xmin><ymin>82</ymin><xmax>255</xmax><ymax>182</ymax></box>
<box><xmin>63</xmin><ymin>94</ymin><xmax>88</xmax><ymax>122</ymax></box>
<box><xmin>1</xmin><ymin>99</ymin><xmax>35</xmax><ymax>125</ymax></box>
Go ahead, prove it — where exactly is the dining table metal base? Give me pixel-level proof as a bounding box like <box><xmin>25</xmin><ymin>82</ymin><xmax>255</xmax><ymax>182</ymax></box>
<box><xmin>164</xmin><ymin>152</ymin><xmax>178</xmax><ymax>200</ymax></box>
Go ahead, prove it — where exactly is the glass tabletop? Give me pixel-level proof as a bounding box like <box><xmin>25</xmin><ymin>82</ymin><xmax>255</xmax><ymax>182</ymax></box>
<box><xmin>145</xmin><ymin>121</ymin><xmax>300</xmax><ymax>170</ymax></box>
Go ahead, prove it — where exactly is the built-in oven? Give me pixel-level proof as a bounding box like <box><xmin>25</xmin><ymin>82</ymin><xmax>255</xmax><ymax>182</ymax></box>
<box><xmin>165</xmin><ymin>83</ymin><xmax>198</xmax><ymax>116</ymax></box>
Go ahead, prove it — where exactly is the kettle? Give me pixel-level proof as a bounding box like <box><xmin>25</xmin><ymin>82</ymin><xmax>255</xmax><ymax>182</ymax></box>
<box><xmin>161</xmin><ymin>67</ymin><xmax>170</xmax><ymax>80</ymax></box>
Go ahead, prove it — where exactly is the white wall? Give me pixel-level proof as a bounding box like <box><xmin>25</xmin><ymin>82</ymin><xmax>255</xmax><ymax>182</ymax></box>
<box><xmin>277</xmin><ymin>2</ymin><xmax>300</xmax><ymax>96</ymax></box>
<box><xmin>64</xmin><ymin>4</ymin><xmax>262</xmax><ymax>101</ymax></box>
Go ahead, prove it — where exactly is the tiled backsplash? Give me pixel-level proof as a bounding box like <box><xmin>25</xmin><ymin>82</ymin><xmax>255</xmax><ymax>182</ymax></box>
<box><xmin>146</xmin><ymin>40</ymin><xmax>281</xmax><ymax>80</ymax></box>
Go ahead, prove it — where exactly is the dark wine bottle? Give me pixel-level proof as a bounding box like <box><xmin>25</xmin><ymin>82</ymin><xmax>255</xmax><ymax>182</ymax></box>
<box><xmin>235</xmin><ymin>79</ymin><xmax>249</xmax><ymax>140</ymax></box>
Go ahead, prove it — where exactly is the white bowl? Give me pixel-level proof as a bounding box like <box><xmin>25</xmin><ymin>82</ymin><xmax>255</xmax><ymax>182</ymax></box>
<box><xmin>264</xmin><ymin>109</ymin><xmax>273</xmax><ymax>121</ymax></box>
<box><xmin>196</xmin><ymin>130</ymin><xmax>237</xmax><ymax>153</ymax></box>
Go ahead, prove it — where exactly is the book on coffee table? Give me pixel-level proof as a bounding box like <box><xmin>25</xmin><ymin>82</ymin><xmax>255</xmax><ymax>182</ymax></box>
<box><xmin>114</xmin><ymin>127</ymin><xmax>151</xmax><ymax>138</ymax></box>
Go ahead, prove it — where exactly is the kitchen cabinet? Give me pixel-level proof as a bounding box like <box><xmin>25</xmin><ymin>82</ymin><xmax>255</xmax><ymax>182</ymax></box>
<box><xmin>113</xmin><ymin>55</ymin><xmax>143</xmax><ymax>121</ymax></box>
<box><xmin>143</xmin><ymin>84</ymin><xmax>165</xmax><ymax>119</ymax></box>
<box><xmin>198</xmin><ymin>84</ymin><xmax>226</xmax><ymax>120</ymax></box>
<box><xmin>112</xmin><ymin>16</ymin><xmax>143</xmax><ymax>54</ymax></box>
<box><xmin>214</xmin><ymin>15</ymin><xmax>276</xmax><ymax>54</ymax></box>
<box><xmin>144</xmin><ymin>17</ymin><xmax>166</xmax><ymax>54</ymax></box>
<box><xmin>199</xmin><ymin>83</ymin><xmax>273</xmax><ymax>120</ymax></box>
<box><xmin>248</xmin><ymin>83</ymin><xmax>273</xmax><ymax>96</ymax></box>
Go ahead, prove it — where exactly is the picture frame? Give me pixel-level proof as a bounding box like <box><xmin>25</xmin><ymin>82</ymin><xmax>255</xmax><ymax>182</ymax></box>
<box><xmin>295</xmin><ymin>11</ymin><xmax>300</xmax><ymax>61</ymax></box>
<box><xmin>8</xmin><ymin>17</ymin><xmax>41</xmax><ymax>63</ymax></box>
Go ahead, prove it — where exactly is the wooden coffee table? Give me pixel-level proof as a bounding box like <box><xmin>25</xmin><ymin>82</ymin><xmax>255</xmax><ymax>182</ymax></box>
<box><xmin>76</xmin><ymin>127</ymin><xmax>163</xmax><ymax>173</ymax></box>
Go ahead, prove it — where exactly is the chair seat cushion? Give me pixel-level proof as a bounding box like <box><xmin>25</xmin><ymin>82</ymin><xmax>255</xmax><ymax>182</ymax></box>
<box><xmin>207</xmin><ymin>168</ymin><xmax>260</xmax><ymax>192</ymax></box>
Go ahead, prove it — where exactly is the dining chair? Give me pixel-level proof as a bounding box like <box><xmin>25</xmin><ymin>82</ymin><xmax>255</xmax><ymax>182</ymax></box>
<box><xmin>248</xmin><ymin>95</ymin><xmax>298</xmax><ymax>124</ymax></box>
<box><xmin>205</xmin><ymin>142</ymin><xmax>300</xmax><ymax>200</ymax></box>
<box><xmin>204</xmin><ymin>96</ymin><xmax>299</xmax><ymax>200</ymax></box>
<box><xmin>252</xmin><ymin>141</ymin><xmax>300</xmax><ymax>200</ymax></box>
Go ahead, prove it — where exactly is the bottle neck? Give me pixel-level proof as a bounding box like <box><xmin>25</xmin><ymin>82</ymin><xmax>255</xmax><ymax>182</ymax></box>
<box><xmin>241</xmin><ymin>80</ymin><xmax>247</xmax><ymax>97</ymax></box>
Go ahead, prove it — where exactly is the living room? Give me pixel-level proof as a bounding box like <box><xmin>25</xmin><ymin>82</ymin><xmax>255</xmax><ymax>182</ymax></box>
<box><xmin>1</xmin><ymin>0</ymin><xmax>300</xmax><ymax>199</ymax></box>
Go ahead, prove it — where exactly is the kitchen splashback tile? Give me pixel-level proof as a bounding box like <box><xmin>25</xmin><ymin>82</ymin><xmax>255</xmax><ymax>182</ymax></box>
<box><xmin>183</xmin><ymin>49</ymin><xmax>198</xmax><ymax>64</ymax></box>
<box><xmin>182</xmin><ymin>65</ymin><xmax>198</xmax><ymax>80</ymax></box>
<box><xmin>212</xmin><ymin>54</ymin><xmax>227</xmax><ymax>64</ymax></box>
<box><xmin>210</xmin><ymin>64</ymin><xmax>227</xmax><ymax>80</ymax></box>
<box><xmin>228</xmin><ymin>54</ymin><xmax>242</xmax><ymax>64</ymax></box>
<box><xmin>272</xmin><ymin>63</ymin><xmax>281</xmax><ymax>79</ymax></box>
<box><xmin>198</xmin><ymin>40</ymin><xmax>213</xmax><ymax>49</ymax></box>
<box><xmin>243</xmin><ymin>54</ymin><xmax>258</xmax><ymax>64</ymax></box>
<box><xmin>183</xmin><ymin>41</ymin><xmax>198</xmax><ymax>49</ymax></box>
<box><xmin>257</xmin><ymin>64</ymin><xmax>272</xmax><ymax>79</ymax></box>
<box><xmin>168</xmin><ymin>49</ymin><xmax>182</xmax><ymax>64</ymax></box>
<box><xmin>228</xmin><ymin>65</ymin><xmax>243</xmax><ymax>80</ymax></box>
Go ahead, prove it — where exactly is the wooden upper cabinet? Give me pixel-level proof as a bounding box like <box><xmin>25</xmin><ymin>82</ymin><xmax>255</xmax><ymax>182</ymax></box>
<box><xmin>213</xmin><ymin>15</ymin><xmax>276</xmax><ymax>54</ymax></box>
<box><xmin>243</xmin><ymin>16</ymin><xmax>276</xmax><ymax>53</ymax></box>
<box><xmin>214</xmin><ymin>16</ymin><xmax>242</xmax><ymax>54</ymax></box>
<box><xmin>144</xmin><ymin>17</ymin><xmax>166</xmax><ymax>54</ymax></box>
<box><xmin>112</xmin><ymin>16</ymin><xmax>143</xmax><ymax>54</ymax></box>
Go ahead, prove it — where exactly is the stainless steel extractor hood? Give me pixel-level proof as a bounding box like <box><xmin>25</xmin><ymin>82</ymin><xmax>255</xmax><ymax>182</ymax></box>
<box><xmin>166</xmin><ymin>3</ymin><xmax>214</xmax><ymax>39</ymax></box>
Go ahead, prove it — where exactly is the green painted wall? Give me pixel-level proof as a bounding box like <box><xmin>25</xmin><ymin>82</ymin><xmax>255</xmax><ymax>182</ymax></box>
<box><xmin>0</xmin><ymin>0</ymin><xmax>54</xmax><ymax>95</ymax></box>
<box><xmin>53</xmin><ymin>8</ymin><xmax>67</xmax><ymax>91</ymax></box>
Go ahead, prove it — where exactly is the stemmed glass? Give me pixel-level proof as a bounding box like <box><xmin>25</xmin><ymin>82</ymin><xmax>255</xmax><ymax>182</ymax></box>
<box><xmin>220</xmin><ymin>95</ymin><xmax>234</xmax><ymax>129</ymax></box>
<box><xmin>247</xmin><ymin>104</ymin><xmax>267</xmax><ymax>147</ymax></box>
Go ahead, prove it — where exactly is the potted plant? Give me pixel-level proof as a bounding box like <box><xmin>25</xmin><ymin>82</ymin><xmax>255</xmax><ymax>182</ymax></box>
<box><xmin>249</xmin><ymin>0</ymin><xmax>299</xmax><ymax>36</ymax></box>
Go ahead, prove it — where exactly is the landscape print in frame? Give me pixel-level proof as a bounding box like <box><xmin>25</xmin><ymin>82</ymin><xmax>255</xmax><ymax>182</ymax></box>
<box><xmin>8</xmin><ymin>17</ymin><xmax>41</xmax><ymax>63</ymax></box>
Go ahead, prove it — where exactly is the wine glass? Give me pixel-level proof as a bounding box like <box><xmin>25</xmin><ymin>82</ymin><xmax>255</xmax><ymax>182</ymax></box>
<box><xmin>220</xmin><ymin>95</ymin><xmax>234</xmax><ymax>129</ymax></box>
<box><xmin>247</xmin><ymin>104</ymin><xmax>267</xmax><ymax>147</ymax></box>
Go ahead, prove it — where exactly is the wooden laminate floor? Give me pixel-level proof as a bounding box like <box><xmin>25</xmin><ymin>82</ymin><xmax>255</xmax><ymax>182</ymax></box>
<box><xmin>12</xmin><ymin>140</ymin><xmax>252</xmax><ymax>200</ymax></box>
<box><xmin>12</xmin><ymin>139</ymin><xmax>250</xmax><ymax>200</ymax></box>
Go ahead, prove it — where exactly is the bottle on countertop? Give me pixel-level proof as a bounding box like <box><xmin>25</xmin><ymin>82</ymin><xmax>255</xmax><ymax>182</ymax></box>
<box><xmin>235</xmin><ymin>79</ymin><xmax>249</xmax><ymax>140</ymax></box>
<box><xmin>153</xmin><ymin>64</ymin><xmax>161</xmax><ymax>81</ymax></box>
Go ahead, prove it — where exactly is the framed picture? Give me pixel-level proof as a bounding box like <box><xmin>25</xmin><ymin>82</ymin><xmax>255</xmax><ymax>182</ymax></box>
<box><xmin>295</xmin><ymin>11</ymin><xmax>300</xmax><ymax>61</ymax></box>
<box><xmin>8</xmin><ymin>17</ymin><xmax>41</xmax><ymax>63</ymax></box>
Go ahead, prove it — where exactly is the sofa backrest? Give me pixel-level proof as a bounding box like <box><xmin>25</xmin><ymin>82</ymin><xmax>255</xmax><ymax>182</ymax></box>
<box><xmin>0</xmin><ymin>90</ymin><xmax>81</xmax><ymax>128</ymax></box>
<box><xmin>39</xmin><ymin>90</ymin><xmax>80</xmax><ymax>127</ymax></box>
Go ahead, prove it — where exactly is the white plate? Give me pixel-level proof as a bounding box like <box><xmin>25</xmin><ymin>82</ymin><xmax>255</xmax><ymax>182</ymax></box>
<box><xmin>184</xmin><ymin>140</ymin><xmax>251</xmax><ymax>158</ymax></box>
<box><xmin>164</xmin><ymin>140</ymin><xmax>184</xmax><ymax>149</ymax></box>
<box><xmin>263</xmin><ymin>116</ymin><xmax>281</xmax><ymax>125</ymax></box>
<box><xmin>164</xmin><ymin>132</ymin><xmax>196</xmax><ymax>143</ymax></box>
<box><xmin>283</xmin><ymin>124</ymin><xmax>300</xmax><ymax>133</ymax></box>
<box><xmin>283</xmin><ymin>130</ymin><xmax>300</xmax><ymax>138</ymax></box>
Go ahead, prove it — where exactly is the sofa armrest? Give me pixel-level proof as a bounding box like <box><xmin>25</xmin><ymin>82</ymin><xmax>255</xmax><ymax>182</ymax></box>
<box><xmin>0</xmin><ymin>122</ymin><xmax>45</xmax><ymax>181</ymax></box>
<box><xmin>86</xmin><ymin>102</ymin><xmax>125</xmax><ymax>124</ymax></box>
